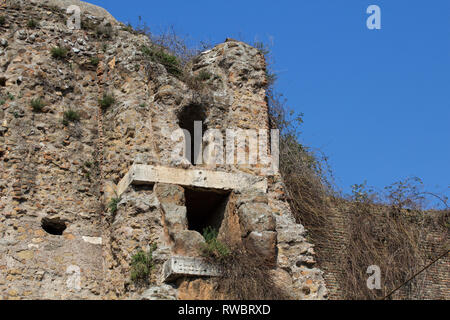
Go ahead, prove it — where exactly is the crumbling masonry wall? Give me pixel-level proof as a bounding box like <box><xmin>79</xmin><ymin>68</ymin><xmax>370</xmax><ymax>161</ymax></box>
<box><xmin>0</xmin><ymin>0</ymin><xmax>329</xmax><ymax>300</ymax></box>
<box><xmin>2</xmin><ymin>0</ymin><xmax>446</xmax><ymax>301</ymax></box>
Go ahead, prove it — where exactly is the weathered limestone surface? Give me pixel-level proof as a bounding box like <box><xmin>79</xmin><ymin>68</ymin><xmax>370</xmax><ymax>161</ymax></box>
<box><xmin>0</xmin><ymin>0</ymin><xmax>328</xmax><ymax>300</ymax></box>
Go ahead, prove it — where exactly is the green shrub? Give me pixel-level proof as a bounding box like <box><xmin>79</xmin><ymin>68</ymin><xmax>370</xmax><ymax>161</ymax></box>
<box><xmin>122</xmin><ymin>23</ymin><xmax>134</xmax><ymax>33</ymax></box>
<box><xmin>108</xmin><ymin>197</ymin><xmax>120</xmax><ymax>215</ymax></box>
<box><xmin>51</xmin><ymin>46</ymin><xmax>68</xmax><ymax>59</ymax></box>
<box><xmin>201</xmin><ymin>226</ymin><xmax>230</xmax><ymax>259</ymax></box>
<box><xmin>30</xmin><ymin>98</ymin><xmax>45</xmax><ymax>113</ymax></box>
<box><xmin>7</xmin><ymin>93</ymin><xmax>14</xmax><ymax>100</ymax></box>
<box><xmin>99</xmin><ymin>94</ymin><xmax>115</xmax><ymax>110</ymax></box>
<box><xmin>130</xmin><ymin>244</ymin><xmax>157</xmax><ymax>286</ymax></box>
<box><xmin>0</xmin><ymin>99</ymin><xmax>5</xmax><ymax>106</ymax></box>
<box><xmin>89</xmin><ymin>57</ymin><xmax>100</xmax><ymax>66</ymax></box>
<box><xmin>140</xmin><ymin>45</ymin><xmax>152</xmax><ymax>56</ymax></box>
<box><xmin>62</xmin><ymin>109</ymin><xmax>80</xmax><ymax>125</ymax></box>
<box><xmin>84</xmin><ymin>161</ymin><xmax>93</xmax><ymax>168</ymax></box>
<box><xmin>141</xmin><ymin>45</ymin><xmax>182</xmax><ymax>76</ymax></box>
<box><xmin>196</xmin><ymin>70</ymin><xmax>212</xmax><ymax>81</ymax></box>
<box><xmin>27</xmin><ymin>19</ymin><xmax>38</xmax><ymax>29</ymax></box>
<box><xmin>0</xmin><ymin>16</ymin><xmax>6</xmax><ymax>26</ymax></box>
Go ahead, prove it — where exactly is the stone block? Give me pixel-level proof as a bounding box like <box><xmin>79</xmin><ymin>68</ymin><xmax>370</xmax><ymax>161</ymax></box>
<box><xmin>162</xmin><ymin>203</ymin><xmax>187</xmax><ymax>233</ymax></box>
<box><xmin>172</xmin><ymin>230</ymin><xmax>205</xmax><ymax>256</ymax></box>
<box><xmin>117</xmin><ymin>165</ymin><xmax>268</xmax><ymax>197</ymax></box>
<box><xmin>247</xmin><ymin>231</ymin><xmax>277</xmax><ymax>265</ymax></box>
<box><xmin>154</xmin><ymin>183</ymin><xmax>185</xmax><ymax>206</ymax></box>
<box><xmin>238</xmin><ymin>203</ymin><xmax>276</xmax><ymax>234</ymax></box>
<box><xmin>141</xmin><ymin>284</ymin><xmax>177</xmax><ymax>300</ymax></box>
<box><xmin>163</xmin><ymin>256</ymin><xmax>221</xmax><ymax>282</ymax></box>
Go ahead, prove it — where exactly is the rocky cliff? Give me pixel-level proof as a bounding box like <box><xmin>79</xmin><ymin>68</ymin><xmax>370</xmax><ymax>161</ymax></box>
<box><xmin>0</xmin><ymin>0</ymin><xmax>327</xmax><ymax>300</ymax></box>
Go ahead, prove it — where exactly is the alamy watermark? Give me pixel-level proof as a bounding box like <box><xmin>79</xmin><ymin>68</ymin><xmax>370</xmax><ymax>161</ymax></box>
<box><xmin>170</xmin><ymin>122</ymin><xmax>280</xmax><ymax>175</ymax></box>
<box><xmin>366</xmin><ymin>5</ymin><xmax>381</xmax><ymax>30</ymax></box>
<box><xmin>366</xmin><ymin>265</ymin><xmax>381</xmax><ymax>290</ymax></box>
<box><xmin>66</xmin><ymin>5</ymin><xmax>81</xmax><ymax>30</ymax></box>
<box><xmin>66</xmin><ymin>265</ymin><xmax>81</xmax><ymax>291</ymax></box>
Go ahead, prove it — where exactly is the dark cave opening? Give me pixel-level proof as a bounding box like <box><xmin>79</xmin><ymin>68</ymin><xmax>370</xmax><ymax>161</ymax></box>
<box><xmin>41</xmin><ymin>217</ymin><xmax>67</xmax><ymax>235</ymax></box>
<box><xmin>184</xmin><ymin>187</ymin><xmax>230</xmax><ymax>236</ymax></box>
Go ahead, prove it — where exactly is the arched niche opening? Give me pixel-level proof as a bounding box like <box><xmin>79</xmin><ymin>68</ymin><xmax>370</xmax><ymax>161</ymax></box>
<box><xmin>177</xmin><ymin>104</ymin><xmax>207</xmax><ymax>165</ymax></box>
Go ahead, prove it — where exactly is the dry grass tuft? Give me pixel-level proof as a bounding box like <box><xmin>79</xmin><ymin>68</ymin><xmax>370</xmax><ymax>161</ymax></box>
<box><xmin>210</xmin><ymin>243</ymin><xmax>290</xmax><ymax>300</ymax></box>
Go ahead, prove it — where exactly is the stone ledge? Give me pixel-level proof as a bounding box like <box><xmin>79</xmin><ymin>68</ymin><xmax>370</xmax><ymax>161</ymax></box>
<box><xmin>117</xmin><ymin>164</ymin><xmax>267</xmax><ymax>197</ymax></box>
<box><xmin>163</xmin><ymin>256</ymin><xmax>221</xmax><ymax>282</ymax></box>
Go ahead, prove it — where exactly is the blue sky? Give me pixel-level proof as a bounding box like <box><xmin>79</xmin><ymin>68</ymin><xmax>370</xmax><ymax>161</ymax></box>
<box><xmin>88</xmin><ymin>0</ymin><xmax>449</xmax><ymax>199</ymax></box>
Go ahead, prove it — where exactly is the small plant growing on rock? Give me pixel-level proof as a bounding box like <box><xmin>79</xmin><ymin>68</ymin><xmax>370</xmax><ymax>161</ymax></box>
<box><xmin>0</xmin><ymin>16</ymin><xmax>6</xmax><ymax>26</ymax></box>
<box><xmin>51</xmin><ymin>46</ymin><xmax>68</xmax><ymax>59</ymax></box>
<box><xmin>122</xmin><ymin>23</ymin><xmax>134</xmax><ymax>33</ymax></box>
<box><xmin>196</xmin><ymin>70</ymin><xmax>212</xmax><ymax>81</ymax></box>
<box><xmin>84</xmin><ymin>161</ymin><xmax>93</xmax><ymax>168</ymax></box>
<box><xmin>99</xmin><ymin>94</ymin><xmax>115</xmax><ymax>110</ymax></box>
<box><xmin>7</xmin><ymin>93</ymin><xmax>14</xmax><ymax>101</ymax></box>
<box><xmin>27</xmin><ymin>19</ymin><xmax>39</xmax><ymax>29</ymax></box>
<box><xmin>201</xmin><ymin>226</ymin><xmax>230</xmax><ymax>259</ymax></box>
<box><xmin>62</xmin><ymin>109</ymin><xmax>80</xmax><ymax>125</ymax></box>
<box><xmin>30</xmin><ymin>98</ymin><xmax>45</xmax><ymax>113</ymax></box>
<box><xmin>108</xmin><ymin>197</ymin><xmax>121</xmax><ymax>215</ymax></box>
<box><xmin>130</xmin><ymin>244</ymin><xmax>157</xmax><ymax>286</ymax></box>
<box><xmin>89</xmin><ymin>57</ymin><xmax>100</xmax><ymax>66</ymax></box>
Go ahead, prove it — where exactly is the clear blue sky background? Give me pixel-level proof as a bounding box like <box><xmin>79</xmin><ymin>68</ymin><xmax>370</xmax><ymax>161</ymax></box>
<box><xmin>88</xmin><ymin>0</ymin><xmax>449</xmax><ymax>199</ymax></box>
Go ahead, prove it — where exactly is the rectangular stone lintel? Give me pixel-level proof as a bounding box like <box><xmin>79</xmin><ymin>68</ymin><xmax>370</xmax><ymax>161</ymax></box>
<box><xmin>163</xmin><ymin>256</ymin><xmax>221</xmax><ymax>282</ymax></box>
<box><xmin>117</xmin><ymin>164</ymin><xmax>267</xmax><ymax>197</ymax></box>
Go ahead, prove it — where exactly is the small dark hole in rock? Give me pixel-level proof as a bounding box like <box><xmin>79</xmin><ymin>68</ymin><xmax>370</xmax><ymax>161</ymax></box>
<box><xmin>302</xmin><ymin>286</ymin><xmax>311</xmax><ymax>295</ymax></box>
<box><xmin>41</xmin><ymin>217</ymin><xmax>66</xmax><ymax>235</ymax></box>
<box><xmin>0</xmin><ymin>77</ymin><xmax>6</xmax><ymax>86</ymax></box>
<box><xmin>133</xmin><ymin>184</ymin><xmax>154</xmax><ymax>192</ymax></box>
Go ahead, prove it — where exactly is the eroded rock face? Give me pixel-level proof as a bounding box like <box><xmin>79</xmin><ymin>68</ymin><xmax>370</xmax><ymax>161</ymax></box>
<box><xmin>0</xmin><ymin>0</ymin><xmax>327</xmax><ymax>300</ymax></box>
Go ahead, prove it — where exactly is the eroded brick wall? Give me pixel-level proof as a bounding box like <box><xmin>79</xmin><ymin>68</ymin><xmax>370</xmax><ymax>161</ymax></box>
<box><xmin>314</xmin><ymin>206</ymin><xmax>449</xmax><ymax>300</ymax></box>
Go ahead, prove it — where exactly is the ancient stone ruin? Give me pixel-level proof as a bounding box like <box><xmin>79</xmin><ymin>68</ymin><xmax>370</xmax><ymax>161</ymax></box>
<box><xmin>0</xmin><ymin>0</ymin><xmax>328</xmax><ymax>299</ymax></box>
